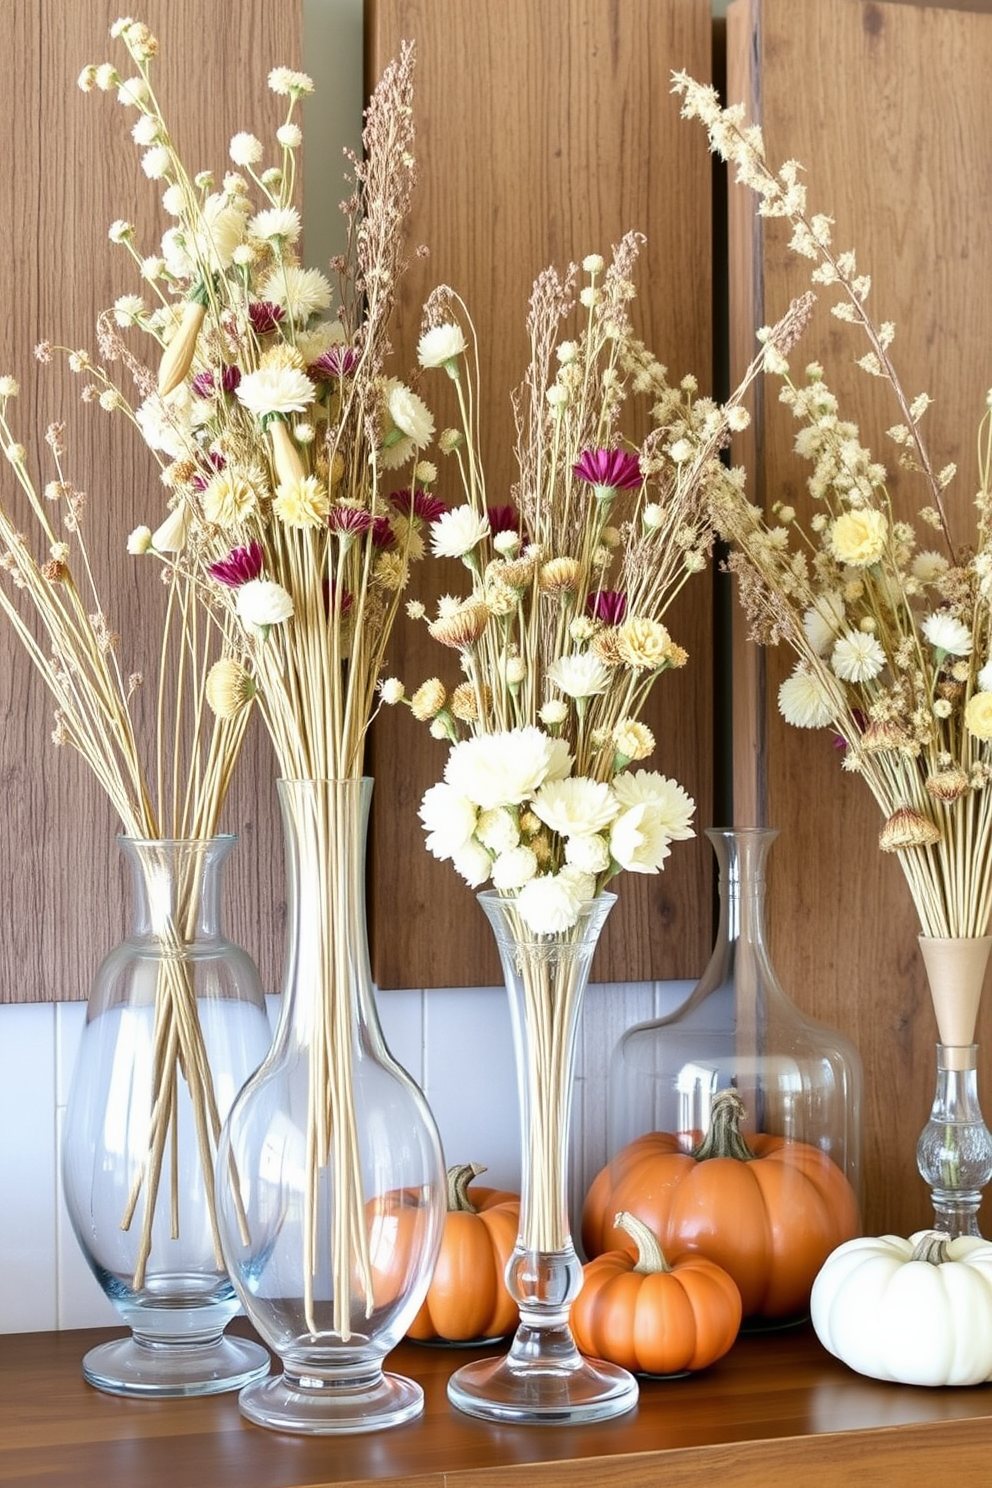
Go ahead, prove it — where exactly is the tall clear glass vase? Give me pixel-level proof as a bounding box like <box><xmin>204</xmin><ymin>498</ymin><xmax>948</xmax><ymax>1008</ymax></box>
<box><xmin>61</xmin><ymin>835</ymin><xmax>273</xmax><ymax>1396</ymax></box>
<box><xmin>446</xmin><ymin>890</ymin><xmax>638</xmax><ymax>1425</ymax></box>
<box><xmin>215</xmin><ymin>778</ymin><xmax>446</xmax><ymax>1434</ymax></box>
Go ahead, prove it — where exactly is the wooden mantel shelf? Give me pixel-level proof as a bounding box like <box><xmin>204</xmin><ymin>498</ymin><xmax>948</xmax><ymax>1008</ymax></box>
<box><xmin>3</xmin><ymin>1323</ymin><xmax>992</xmax><ymax>1487</ymax></box>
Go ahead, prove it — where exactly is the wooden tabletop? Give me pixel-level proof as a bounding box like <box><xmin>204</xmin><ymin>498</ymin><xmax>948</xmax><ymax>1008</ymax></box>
<box><xmin>3</xmin><ymin>1321</ymin><xmax>992</xmax><ymax>1487</ymax></box>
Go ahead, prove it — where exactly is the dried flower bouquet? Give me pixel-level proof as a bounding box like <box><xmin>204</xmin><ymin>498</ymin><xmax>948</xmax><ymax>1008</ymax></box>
<box><xmin>80</xmin><ymin>20</ymin><xmax>440</xmax><ymax>1333</ymax></box>
<box><xmin>674</xmin><ymin>73</ymin><xmax>992</xmax><ymax>950</ymax></box>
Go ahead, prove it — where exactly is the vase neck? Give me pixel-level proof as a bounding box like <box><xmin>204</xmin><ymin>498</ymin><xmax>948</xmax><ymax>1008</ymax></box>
<box><xmin>119</xmin><ymin>836</ymin><xmax>235</xmax><ymax>943</ymax></box>
<box><xmin>275</xmin><ymin>777</ymin><xmax>379</xmax><ymax>1045</ymax></box>
<box><xmin>707</xmin><ymin>827</ymin><xmax>776</xmax><ymax>952</ymax></box>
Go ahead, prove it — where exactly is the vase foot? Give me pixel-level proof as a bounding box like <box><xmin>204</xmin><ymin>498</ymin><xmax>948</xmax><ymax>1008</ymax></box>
<box><xmin>447</xmin><ymin>1350</ymin><xmax>638</xmax><ymax>1425</ymax></box>
<box><xmin>237</xmin><ymin>1368</ymin><xmax>424</xmax><ymax>1435</ymax></box>
<box><xmin>81</xmin><ymin>1332</ymin><xmax>270</xmax><ymax>1398</ymax></box>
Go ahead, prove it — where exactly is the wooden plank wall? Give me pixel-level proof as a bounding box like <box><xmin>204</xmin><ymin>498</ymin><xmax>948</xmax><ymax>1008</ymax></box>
<box><xmin>726</xmin><ymin>0</ymin><xmax>992</xmax><ymax>1234</ymax></box>
<box><xmin>366</xmin><ymin>0</ymin><xmax>716</xmax><ymax>990</ymax></box>
<box><xmin>0</xmin><ymin>2</ymin><xmax>297</xmax><ymax>1002</ymax></box>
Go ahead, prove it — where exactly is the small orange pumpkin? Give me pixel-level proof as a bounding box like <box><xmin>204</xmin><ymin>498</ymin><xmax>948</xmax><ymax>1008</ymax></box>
<box><xmin>581</xmin><ymin>1089</ymin><xmax>860</xmax><ymax>1319</ymax></box>
<box><xmin>572</xmin><ymin>1211</ymin><xmax>742</xmax><ymax>1375</ymax></box>
<box><xmin>408</xmin><ymin>1163</ymin><xmax>521</xmax><ymax>1342</ymax></box>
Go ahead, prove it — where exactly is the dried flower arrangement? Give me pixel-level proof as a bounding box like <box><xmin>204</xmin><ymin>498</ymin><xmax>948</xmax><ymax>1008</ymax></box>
<box><xmin>78</xmin><ymin>19</ymin><xmax>441</xmax><ymax>1332</ymax></box>
<box><xmin>673</xmin><ymin>72</ymin><xmax>992</xmax><ymax>951</ymax></box>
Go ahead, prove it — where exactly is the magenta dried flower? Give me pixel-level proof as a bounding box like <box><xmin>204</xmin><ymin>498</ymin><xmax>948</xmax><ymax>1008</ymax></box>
<box><xmin>573</xmin><ymin>447</ymin><xmax>643</xmax><ymax>494</ymax></box>
<box><xmin>191</xmin><ymin>364</ymin><xmax>242</xmax><ymax>398</ymax></box>
<box><xmin>388</xmin><ymin>488</ymin><xmax>448</xmax><ymax>525</ymax></box>
<box><xmin>208</xmin><ymin>541</ymin><xmax>264</xmax><ymax>588</ymax></box>
<box><xmin>248</xmin><ymin>300</ymin><xmax>286</xmax><ymax>335</ymax></box>
<box><xmin>309</xmin><ymin>345</ymin><xmax>359</xmax><ymax>381</ymax></box>
<box><xmin>327</xmin><ymin>506</ymin><xmax>373</xmax><ymax>537</ymax></box>
<box><xmin>370</xmin><ymin>516</ymin><xmax>396</xmax><ymax>550</ymax></box>
<box><xmin>587</xmin><ymin>589</ymin><xmax>627</xmax><ymax>625</ymax></box>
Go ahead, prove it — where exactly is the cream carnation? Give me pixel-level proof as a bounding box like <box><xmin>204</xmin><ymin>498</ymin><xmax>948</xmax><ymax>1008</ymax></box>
<box><xmin>386</xmin><ymin>380</ymin><xmax>435</xmax><ymax>448</ymax></box>
<box><xmin>612</xmin><ymin>771</ymin><xmax>695</xmax><ymax>841</ymax></box>
<box><xmin>272</xmin><ymin>474</ymin><xmax>330</xmax><ymax>528</ymax></box>
<box><xmin>258</xmin><ymin>263</ymin><xmax>332</xmax><ymax>323</ymax></box>
<box><xmin>475</xmin><ymin>807</ymin><xmax>520</xmax><ymax>855</ymax></box>
<box><xmin>531</xmin><ymin>776</ymin><xmax>618</xmax><ymax>837</ymax></box>
<box><xmin>921</xmin><ymin>611</ymin><xmax>973</xmax><ymax>657</ymax></box>
<box><xmin>419</xmin><ymin>783</ymin><xmax>477</xmax><ymax>860</ymax></box>
<box><xmin>829</xmin><ymin>508</ymin><xmax>887</xmax><ymax>567</ymax></box>
<box><xmin>965</xmin><ymin>692</ymin><xmax>992</xmax><ymax>741</ymax></box>
<box><xmin>515</xmin><ymin>873</ymin><xmax>585</xmax><ymax>934</ymax></box>
<box><xmin>609</xmin><ymin>804</ymin><xmax>674</xmax><ymax>874</ymax></box>
<box><xmin>491</xmin><ymin>845</ymin><xmax>538</xmax><ymax>892</ymax></box>
<box><xmin>778</xmin><ymin>665</ymin><xmax>835</xmax><ymax>728</ymax></box>
<box><xmin>202</xmin><ymin>471</ymin><xmax>259</xmax><ymax>527</ymax></box>
<box><xmin>548</xmin><ymin>652</ymin><xmax>611</xmax><ymax>699</ymax></box>
<box><xmin>831</xmin><ymin>630</ymin><xmax>886</xmax><ymax>683</ymax></box>
<box><xmin>236</xmin><ymin>366</ymin><xmax>315</xmax><ymax>418</ymax></box>
<box><xmin>444</xmin><ymin>726</ymin><xmax>571</xmax><ymax>810</ymax></box>
<box><xmin>418</xmin><ymin>323</ymin><xmax>468</xmax><ymax>368</ymax></box>
<box><xmin>564</xmin><ymin>832</ymin><xmax>611</xmax><ymax>874</ymax></box>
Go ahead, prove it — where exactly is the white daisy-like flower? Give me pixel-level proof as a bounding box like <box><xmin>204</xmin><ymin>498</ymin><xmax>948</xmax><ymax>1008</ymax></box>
<box><xmin>430</xmin><ymin>505</ymin><xmax>490</xmax><ymax>560</ymax></box>
<box><xmin>236</xmin><ymin>366</ymin><xmax>316</xmax><ymax>418</ymax></box>
<box><xmin>417</xmin><ymin>323</ymin><xmax>468</xmax><ymax>369</ymax></box>
<box><xmin>235</xmin><ymin>579</ymin><xmax>294</xmax><ymax>629</ymax></box>
<box><xmin>515</xmin><ymin>873</ymin><xmax>584</xmax><ymax>935</ymax></box>
<box><xmin>268</xmin><ymin>66</ymin><xmax>315</xmax><ymax>97</ymax></box>
<box><xmin>564</xmin><ymin>832</ymin><xmax>611</xmax><ymax>874</ymax></box>
<box><xmin>547</xmin><ymin>652</ymin><xmax>611</xmax><ymax>700</ymax></box>
<box><xmin>418</xmin><ymin>782</ymin><xmax>477</xmax><ymax>861</ymax></box>
<box><xmin>259</xmin><ymin>264</ymin><xmax>332</xmax><ymax>323</ymax></box>
<box><xmin>386</xmin><ymin>379</ymin><xmax>435</xmax><ymax>447</ymax></box>
<box><xmin>230</xmin><ymin>131</ymin><xmax>263</xmax><ymax>166</ymax></box>
<box><xmin>612</xmin><ymin>771</ymin><xmax>695</xmax><ymax>841</ymax></box>
<box><xmin>444</xmin><ymin>726</ymin><xmax>571</xmax><ymax>810</ymax></box>
<box><xmin>379</xmin><ymin>677</ymin><xmax>405</xmax><ymax>705</ymax></box>
<box><xmin>249</xmin><ymin>206</ymin><xmax>302</xmax><ymax>244</ymax></box>
<box><xmin>609</xmin><ymin>804</ymin><xmax>673</xmax><ymax>874</ymax></box>
<box><xmin>912</xmin><ymin>550</ymin><xmax>950</xmax><ymax>585</ymax></box>
<box><xmin>539</xmin><ymin>699</ymin><xmax>569</xmax><ymax>728</ymax></box>
<box><xmin>126</xmin><ymin>525</ymin><xmax>152</xmax><ymax>556</ymax></box>
<box><xmin>977</xmin><ymin>659</ymin><xmax>992</xmax><ymax>692</ymax></box>
<box><xmin>531</xmin><ymin>776</ymin><xmax>618</xmax><ymax>837</ymax></box>
<box><xmin>113</xmin><ymin>293</ymin><xmax>145</xmax><ymax>326</ymax></box>
<box><xmin>921</xmin><ymin>611</ymin><xmax>972</xmax><ymax>657</ymax></box>
<box><xmin>831</xmin><ymin>630</ymin><xmax>886</xmax><ymax>683</ymax></box>
<box><xmin>802</xmin><ymin>591</ymin><xmax>845</xmax><ymax>655</ymax></box>
<box><xmin>778</xmin><ymin>665</ymin><xmax>836</xmax><ymax>728</ymax></box>
<box><xmin>475</xmin><ymin>807</ymin><xmax>520</xmax><ymax>855</ymax></box>
<box><xmin>491</xmin><ymin>845</ymin><xmax>538</xmax><ymax>892</ymax></box>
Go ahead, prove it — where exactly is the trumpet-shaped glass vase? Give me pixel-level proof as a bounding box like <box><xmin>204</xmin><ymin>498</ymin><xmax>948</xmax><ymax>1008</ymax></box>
<box><xmin>61</xmin><ymin>835</ymin><xmax>273</xmax><ymax>1397</ymax></box>
<box><xmin>446</xmin><ymin>890</ymin><xmax>638</xmax><ymax>1426</ymax></box>
<box><xmin>216</xmin><ymin>778</ymin><xmax>446</xmax><ymax>1434</ymax></box>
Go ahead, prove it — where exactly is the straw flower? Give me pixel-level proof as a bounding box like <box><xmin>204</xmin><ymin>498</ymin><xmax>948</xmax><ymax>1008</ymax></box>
<box><xmin>234</xmin><ymin>577</ymin><xmax>293</xmax><ymax>629</ymax></box>
<box><xmin>205</xmin><ymin>657</ymin><xmax>256</xmax><ymax>718</ymax></box>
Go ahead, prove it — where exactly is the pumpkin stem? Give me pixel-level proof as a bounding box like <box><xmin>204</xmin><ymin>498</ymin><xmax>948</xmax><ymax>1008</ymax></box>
<box><xmin>692</xmin><ymin>1089</ymin><xmax>756</xmax><ymax>1164</ymax></box>
<box><xmin>910</xmin><ymin>1230</ymin><xmax>952</xmax><ymax>1265</ymax></box>
<box><xmin>616</xmin><ymin>1210</ymin><xmax>672</xmax><ymax>1275</ymax></box>
<box><xmin>447</xmin><ymin>1162</ymin><xmax>487</xmax><ymax>1213</ymax></box>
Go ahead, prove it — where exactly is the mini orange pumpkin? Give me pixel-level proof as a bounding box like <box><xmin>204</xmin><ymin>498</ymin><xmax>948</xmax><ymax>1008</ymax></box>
<box><xmin>408</xmin><ymin>1163</ymin><xmax>521</xmax><ymax>1342</ymax></box>
<box><xmin>571</xmin><ymin>1211</ymin><xmax>742</xmax><ymax>1375</ymax></box>
<box><xmin>581</xmin><ymin>1090</ymin><xmax>860</xmax><ymax>1319</ymax></box>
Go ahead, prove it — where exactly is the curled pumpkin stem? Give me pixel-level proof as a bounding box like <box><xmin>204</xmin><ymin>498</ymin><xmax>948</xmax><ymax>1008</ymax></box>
<box><xmin>911</xmin><ymin>1230</ymin><xmax>952</xmax><ymax>1265</ymax></box>
<box><xmin>446</xmin><ymin>1161</ymin><xmax>487</xmax><ymax>1213</ymax></box>
<box><xmin>692</xmin><ymin>1089</ymin><xmax>756</xmax><ymax>1164</ymax></box>
<box><xmin>615</xmin><ymin>1210</ymin><xmax>671</xmax><ymax>1275</ymax></box>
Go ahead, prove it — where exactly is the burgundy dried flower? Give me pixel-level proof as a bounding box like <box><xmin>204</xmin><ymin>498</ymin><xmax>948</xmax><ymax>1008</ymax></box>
<box><xmin>573</xmin><ymin>447</ymin><xmax>643</xmax><ymax>493</ymax></box>
<box><xmin>322</xmin><ymin>576</ymin><xmax>354</xmax><ymax>617</ymax></box>
<box><xmin>308</xmin><ymin>345</ymin><xmax>359</xmax><ymax>381</ymax></box>
<box><xmin>192</xmin><ymin>364</ymin><xmax>242</xmax><ymax>398</ymax></box>
<box><xmin>192</xmin><ymin>450</ymin><xmax>227</xmax><ymax>491</ymax></box>
<box><xmin>370</xmin><ymin>516</ymin><xmax>396</xmax><ymax>550</ymax></box>
<box><xmin>587</xmin><ymin>589</ymin><xmax>628</xmax><ymax>625</ymax></box>
<box><xmin>248</xmin><ymin>300</ymin><xmax>286</xmax><ymax>335</ymax></box>
<box><xmin>487</xmin><ymin>503</ymin><xmax>524</xmax><ymax>537</ymax></box>
<box><xmin>389</xmin><ymin>488</ymin><xmax>448</xmax><ymax>525</ymax></box>
<box><xmin>208</xmin><ymin>541</ymin><xmax>264</xmax><ymax>588</ymax></box>
<box><xmin>327</xmin><ymin>506</ymin><xmax>373</xmax><ymax>537</ymax></box>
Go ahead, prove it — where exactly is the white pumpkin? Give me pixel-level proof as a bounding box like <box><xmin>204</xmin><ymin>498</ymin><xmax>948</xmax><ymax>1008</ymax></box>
<box><xmin>810</xmin><ymin>1229</ymin><xmax>992</xmax><ymax>1386</ymax></box>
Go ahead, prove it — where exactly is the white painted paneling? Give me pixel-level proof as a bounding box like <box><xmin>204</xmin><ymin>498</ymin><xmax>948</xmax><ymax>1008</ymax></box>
<box><xmin>0</xmin><ymin>1005</ymin><xmax>58</xmax><ymax>1331</ymax></box>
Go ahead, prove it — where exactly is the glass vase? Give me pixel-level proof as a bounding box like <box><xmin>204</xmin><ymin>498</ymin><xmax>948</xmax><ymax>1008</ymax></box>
<box><xmin>916</xmin><ymin>935</ymin><xmax>992</xmax><ymax>1236</ymax></box>
<box><xmin>595</xmin><ymin>828</ymin><xmax>862</xmax><ymax>1322</ymax></box>
<box><xmin>446</xmin><ymin>890</ymin><xmax>638</xmax><ymax>1426</ymax></box>
<box><xmin>61</xmin><ymin>835</ymin><xmax>273</xmax><ymax>1397</ymax></box>
<box><xmin>215</xmin><ymin>778</ymin><xmax>446</xmax><ymax>1435</ymax></box>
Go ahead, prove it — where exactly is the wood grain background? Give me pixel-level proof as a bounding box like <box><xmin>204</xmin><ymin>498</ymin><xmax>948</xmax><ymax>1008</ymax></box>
<box><xmin>727</xmin><ymin>0</ymin><xmax>992</xmax><ymax>1234</ymax></box>
<box><xmin>365</xmin><ymin>0</ymin><xmax>716</xmax><ymax>990</ymax></box>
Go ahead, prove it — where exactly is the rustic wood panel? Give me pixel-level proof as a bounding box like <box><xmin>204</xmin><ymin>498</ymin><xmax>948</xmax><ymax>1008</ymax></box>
<box><xmin>366</xmin><ymin>0</ymin><xmax>716</xmax><ymax>989</ymax></box>
<box><xmin>0</xmin><ymin>2</ymin><xmax>298</xmax><ymax>1001</ymax></box>
<box><xmin>726</xmin><ymin>0</ymin><xmax>992</xmax><ymax>1233</ymax></box>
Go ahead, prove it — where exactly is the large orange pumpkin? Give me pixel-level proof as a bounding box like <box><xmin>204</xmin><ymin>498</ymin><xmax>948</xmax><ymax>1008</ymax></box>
<box><xmin>581</xmin><ymin>1090</ymin><xmax>860</xmax><ymax>1319</ymax></box>
<box><xmin>408</xmin><ymin>1163</ymin><xmax>521</xmax><ymax>1343</ymax></box>
<box><xmin>571</xmin><ymin>1211</ymin><xmax>742</xmax><ymax>1375</ymax></box>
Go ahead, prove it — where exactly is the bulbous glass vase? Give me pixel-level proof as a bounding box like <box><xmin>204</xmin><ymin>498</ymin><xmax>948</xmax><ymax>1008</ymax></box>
<box><xmin>596</xmin><ymin>828</ymin><xmax>863</xmax><ymax>1322</ymax></box>
<box><xmin>62</xmin><ymin>835</ymin><xmax>273</xmax><ymax>1396</ymax></box>
<box><xmin>216</xmin><ymin>778</ymin><xmax>446</xmax><ymax>1435</ymax></box>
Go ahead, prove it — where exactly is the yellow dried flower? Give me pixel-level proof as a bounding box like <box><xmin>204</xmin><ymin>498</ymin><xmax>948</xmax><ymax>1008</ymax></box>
<box><xmin>616</xmin><ymin>616</ymin><xmax>673</xmax><ymax>671</ymax></box>
<box><xmin>451</xmin><ymin>681</ymin><xmax>492</xmax><ymax>723</ymax></box>
<box><xmin>372</xmin><ymin>551</ymin><xmax>407</xmax><ymax>591</ymax></box>
<box><xmin>428</xmin><ymin>600</ymin><xmax>490</xmax><ymax>649</ymax></box>
<box><xmin>965</xmin><ymin>692</ymin><xmax>992</xmax><ymax>741</ymax></box>
<box><xmin>613</xmin><ymin>719</ymin><xmax>655</xmax><ymax>762</ymax></box>
<box><xmin>272</xmin><ymin>474</ymin><xmax>330</xmax><ymax>528</ymax></box>
<box><xmin>410</xmin><ymin>678</ymin><xmax>447</xmax><ymax>720</ymax></box>
<box><xmin>205</xmin><ymin>658</ymin><xmax>256</xmax><ymax>719</ymax></box>
<box><xmin>538</xmin><ymin>556</ymin><xmax>583</xmax><ymax>594</ymax></box>
<box><xmin>260</xmin><ymin>343</ymin><xmax>307</xmax><ymax>372</ymax></box>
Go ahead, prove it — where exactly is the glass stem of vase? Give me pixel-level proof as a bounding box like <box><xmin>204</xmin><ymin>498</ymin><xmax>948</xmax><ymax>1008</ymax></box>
<box><xmin>917</xmin><ymin>1043</ymin><xmax>992</xmax><ymax>1238</ymax></box>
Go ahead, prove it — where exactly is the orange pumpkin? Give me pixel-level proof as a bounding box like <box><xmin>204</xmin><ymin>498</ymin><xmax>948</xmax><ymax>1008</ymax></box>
<box><xmin>408</xmin><ymin>1163</ymin><xmax>521</xmax><ymax>1342</ymax></box>
<box><xmin>581</xmin><ymin>1090</ymin><xmax>860</xmax><ymax>1319</ymax></box>
<box><xmin>572</xmin><ymin>1211</ymin><xmax>742</xmax><ymax>1375</ymax></box>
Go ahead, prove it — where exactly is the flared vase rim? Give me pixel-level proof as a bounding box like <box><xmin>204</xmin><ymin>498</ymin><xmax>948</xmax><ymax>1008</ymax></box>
<box><xmin>477</xmin><ymin>887</ymin><xmax>619</xmax><ymax>909</ymax></box>
<box><xmin>276</xmin><ymin>775</ymin><xmax>373</xmax><ymax>787</ymax></box>
<box><xmin>117</xmin><ymin>832</ymin><xmax>237</xmax><ymax>851</ymax></box>
<box><xmin>705</xmin><ymin>825</ymin><xmax>780</xmax><ymax>841</ymax></box>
